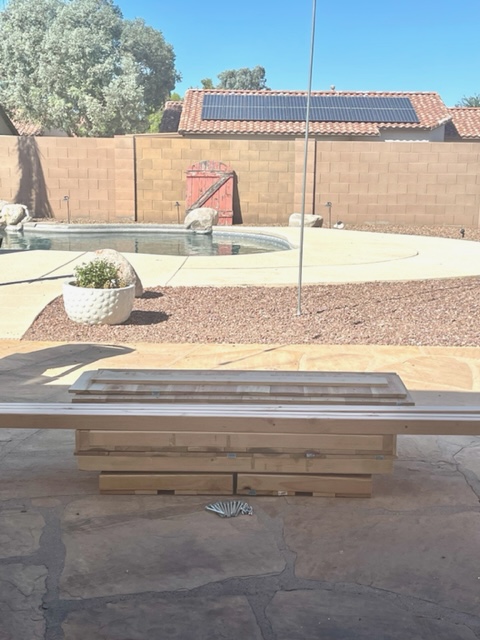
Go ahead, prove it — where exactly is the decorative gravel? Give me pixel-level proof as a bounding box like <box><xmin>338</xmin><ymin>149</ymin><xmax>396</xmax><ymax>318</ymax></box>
<box><xmin>22</xmin><ymin>225</ymin><xmax>480</xmax><ymax>346</ymax></box>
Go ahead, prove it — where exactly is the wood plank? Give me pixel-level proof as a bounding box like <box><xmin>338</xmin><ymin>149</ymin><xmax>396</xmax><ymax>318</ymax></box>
<box><xmin>385</xmin><ymin>434</ymin><xmax>397</xmax><ymax>454</ymax></box>
<box><xmin>68</xmin><ymin>371</ymin><xmax>94</xmax><ymax>393</ymax></box>
<box><xmin>76</xmin><ymin>453</ymin><xmax>394</xmax><ymax>474</ymax></box>
<box><xmin>74</xmin><ymin>382</ymin><xmax>401</xmax><ymax>397</ymax></box>
<box><xmin>71</xmin><ymin>393</ymin><xmax>410</xmax><ymax>406</ymax></box>
<box><xmin>80</xmin><ymin>369</ymin><xmax>393</xmax><ymax>387</ymax></box>
<box><xmin>237</xmin><ymin>473</ymin><xmax>373</xmax><ymax>497</ymax></box>
<box><xmin>3</xmin><ymin>403</ymin><xmax>480</xmax><ymax>436</ymax></box>
<box><xmin>69</xmin><ymin>370</ymin><xmax>413</xmax><ymax>404</ymax></box>
<box><xmin>75</xmin><ymin>430</ymin><xmax>394</xmax><ymax>454</ymax></box>
<box><xmin>69</xmin><ymin>370</ymin><xmax>414</xmax><ymax>408</ymax></box>
<box><xmin>77</xmin><ymin>450</ymin><xmax>395</xmax><ymax>460</ymax></box>
<box><xmin>72</xmin><ymin>385</ymin><xmax>406</xmax><ymax>398</ymax></box>
<box><xmin>98</xmin><ymin>472</ymin><xmax>233</xmax><ymax>495</ymax></box>
<box><xmin>75</xmin><ymin>430</ymin><xmax>89</xmax><ymax>451</ymax></box>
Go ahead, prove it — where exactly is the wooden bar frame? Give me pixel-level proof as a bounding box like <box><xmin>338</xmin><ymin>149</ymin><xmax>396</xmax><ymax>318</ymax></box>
<box><xmin>2</xmin><ymin>403</ymin><xmax>480</xmax><ymax>436</ymax></box>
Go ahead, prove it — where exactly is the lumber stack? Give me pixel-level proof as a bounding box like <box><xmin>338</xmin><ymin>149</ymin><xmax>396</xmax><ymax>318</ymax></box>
<box><xmin>70</xmin><ymin>369</ymin><xmax>414</xmax><ymax>498</ymax></box>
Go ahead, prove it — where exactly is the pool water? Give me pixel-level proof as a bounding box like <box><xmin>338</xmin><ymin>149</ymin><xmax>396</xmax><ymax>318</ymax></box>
<box><xmin>0</xmin><ymin>230</ymin><xmax>290</xmax><ymax>256</ymax></box>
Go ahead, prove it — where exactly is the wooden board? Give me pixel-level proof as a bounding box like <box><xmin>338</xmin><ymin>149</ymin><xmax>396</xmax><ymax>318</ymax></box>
<box><xmin>99</xmin><ymin>472</ymin><xmax>233</xmax><ymax>495</ymax></box>
<box><xmin>70</xmin><ymin>369</ymin><xmax>393</xmax><ymax>389</ymax></box>
<box><xmin>69</xmin><ymin>369</ymin><xmax>414</xmax><ymax>406</ymax></box>
<box><xmin>6</xmin><ymin>403</ymin><xmax>480</xmax><ymax>436</ymax></box>
<box><xmin>98</xmin><ymin>472</ymin><xmax>373</xmax><ymax>498</ymax></box>
<box><xmin>237</xmin><ymin>473</ymin><xmax>373</xmax><ymax>498</ymax></box>
<box><xmin>0</xmin><ymin>402</ymin><xmax>463</xmax><ymax>435</ymax></box>
<box><xmin>75</xmin><ymin>430</ymin><xmax>396</xmax><ymax>455</ymax></box>
<box><xmin>72</xmin><ymin>393</ymin><xmax>408</xmax><ymax>405</ymax></box>
<box><xmin>76</xmin><ymin>452</ymin><xmax>394</xmax><ymax>475</ymax></box>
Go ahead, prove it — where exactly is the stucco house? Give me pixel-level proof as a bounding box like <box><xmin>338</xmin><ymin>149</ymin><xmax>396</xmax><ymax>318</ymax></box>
<box><xmin>11</xmin><ymin>120</ymin><xmax>68</xmax><ymax>136</ymax></box>
<box><xmin>0</xmin><ymin>106</ymin><xmax>68</xmax><ymax>137</ymax></box>
<box><xmin>445</xmin><ymin>107</ymin><xmax>480</xmax><ymax>141</ymax></box>
<box><xmin>162</xmin><ymin>89</ymin><xmax>480</xmax><ymax>143</ymax></box>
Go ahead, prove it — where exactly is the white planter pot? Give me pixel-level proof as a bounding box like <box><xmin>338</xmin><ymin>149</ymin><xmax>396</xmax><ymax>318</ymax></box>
<box><xmin>63</xmin><ymin>281</ymin><xmax>135</xmax><ymax>325</ymax></box>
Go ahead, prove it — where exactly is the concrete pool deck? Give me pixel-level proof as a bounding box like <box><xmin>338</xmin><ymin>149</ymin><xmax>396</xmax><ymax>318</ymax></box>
<box><xmin>1</xmin><ymin>225</ymin><xmax>480</xmax><ymax>339</ymax></box>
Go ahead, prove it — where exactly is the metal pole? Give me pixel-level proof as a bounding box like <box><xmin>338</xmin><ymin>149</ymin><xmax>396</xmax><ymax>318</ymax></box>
<box><xmin>296</xmin><ymin>0</ymin><xmax>317</xmax><ymax>316</ymax></box>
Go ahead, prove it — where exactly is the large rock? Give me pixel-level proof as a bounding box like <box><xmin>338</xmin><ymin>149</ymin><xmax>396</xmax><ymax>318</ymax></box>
<box><xmin>0</xmin><ymin>203</ymin><xmax>31</xmax><ymax>226</ymax></box>
<box><xmin>84</xmin><ymin>249</ymin><xmax>144</xmax><ymax>298</ymax></box>
<box><xmin>184</xmin><ymin>207</ymin><xmax>219</xmax><ymax>232</ymax></box>
<box><xmin>289</xmin><ymin>213</ymin><xmax>323</xmax><ymax>227</ymax></box>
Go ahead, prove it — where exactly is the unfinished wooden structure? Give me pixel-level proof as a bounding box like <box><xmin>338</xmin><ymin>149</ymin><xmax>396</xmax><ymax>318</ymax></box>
<box><xmin>68</xmin><ymin>369</ymin><xmax>414</xmax><ymax>497</ymax></box>
<box><xmin>2</xmin><ymin>401</ymin><xmax>480</xmax><ymax>499</ymax></box>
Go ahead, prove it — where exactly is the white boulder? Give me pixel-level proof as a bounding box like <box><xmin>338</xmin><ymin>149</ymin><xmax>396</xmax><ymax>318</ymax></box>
<box><xmin>0</xmin><ymin>203</ymin><xmax>31</xmax><ymax>226</ymax></box>
<box><xmin>83</xmin><ymin>248</ymin><xmax>144</xmax><ymax>298</ymax></box>
<box><xmin>289</xmin><ymin>213</ymin><xmax>323</xmax><ymax>227</ymax></box>
<box><xmin>184</xmin><ymin>207</ymin><xmax>219</xmax><ymax>232</ymax></box>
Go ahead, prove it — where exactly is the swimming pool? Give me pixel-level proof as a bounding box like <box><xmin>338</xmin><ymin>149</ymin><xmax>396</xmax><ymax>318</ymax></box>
<box><xmin>0</xmin><ymin>225</ymin><xmax>291</xmax><ymax>256</ymax></box>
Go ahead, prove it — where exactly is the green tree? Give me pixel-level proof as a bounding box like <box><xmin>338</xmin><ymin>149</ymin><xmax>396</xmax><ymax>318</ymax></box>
<box><xmin>200</xmin><ymin>66</ymin><xmax>269</xmax><ymax>91</ymax></box>
<box><xmin>0</xmin><ymin>0</ymin><xmax>179</xmax><ymax>136</ymax></box>
<box><xmin>217</xmin><ymin>66</ymin><xmax>269</xmax><ymax>90</ymax></box>
<box><xmin>201</xmin><ymin>78</ymin><xmax>215</xmax><ymax>90</ymax></box>
<box><xmin>456</xmin><ymin>94</ymin><xmax>480</xmax><ymax>107</ymax></box>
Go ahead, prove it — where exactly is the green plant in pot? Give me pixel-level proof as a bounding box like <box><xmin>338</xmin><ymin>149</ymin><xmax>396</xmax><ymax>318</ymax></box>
<box><xmin>73</xmin><ymin>259</ymin><xmax>127</xmax><ymax>289</ymax></box>
<box><xmin>63</xmin><ymin>258</ymin><xmax>135</xmax><ymax>325</ymax></box>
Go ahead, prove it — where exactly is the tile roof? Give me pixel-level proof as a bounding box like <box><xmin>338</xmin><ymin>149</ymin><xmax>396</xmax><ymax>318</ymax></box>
<box><xmin>6</xmin><ymin>108</ymin><xmax>44</xmax><ymax>135</ymax></box>
<box><xmin>164</xmin><ymin>100</ymin><xmax>183</xmax><ymax>111</ymax></box>
<box><xmin>445</xmin><ymin>108</ymin><xmax>480</xmax><ymax>140</ymax></box>
<box><xmin>11</xmin><ymin>120</ymin><xmax>44</xmax><ymax>136</ymax></box>
<box><xmin>9</xmin><ymin>110</ymin><xmax>68</xmax><ymax>136</ymax></box>
<box><xmin>179</xmin><ymin>90</ymin><xmax>451</xmax><ymax>137</ymax></box>
<box><xmin>0</xmin><ymin>105</ymin><xmax>19</xmax><ymax>135</ymax></box>
<box><xmin>159</xmin><ymin>100</ymin><xmax>183</xmax><ymax>133</ymax></box>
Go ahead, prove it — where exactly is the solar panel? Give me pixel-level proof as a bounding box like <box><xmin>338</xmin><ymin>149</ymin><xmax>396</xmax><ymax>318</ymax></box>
<box><xmin>201</xmin><ymin>94</ymin><xmax>419</xmax><ymax>124</ymax></box>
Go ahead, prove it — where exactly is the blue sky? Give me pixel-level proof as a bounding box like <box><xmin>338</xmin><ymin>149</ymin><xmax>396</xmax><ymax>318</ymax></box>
<box><xmin>118</xmin><ymin>0</ymin><xmax>480</xmax><ymax>106</ymax></box>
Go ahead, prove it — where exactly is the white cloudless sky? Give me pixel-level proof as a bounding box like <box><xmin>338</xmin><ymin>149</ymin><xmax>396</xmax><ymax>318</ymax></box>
<box><xmin>118</xmin><ymin>0</ymin><xmax>480</xmax><ymax>106</ymax></box>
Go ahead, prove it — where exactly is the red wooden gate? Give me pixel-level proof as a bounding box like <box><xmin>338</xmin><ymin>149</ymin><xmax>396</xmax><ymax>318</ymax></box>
<box><xmin>185</xmin><ymin>160</ymin><xmax>234</xmax><ymax>225</ymax></box>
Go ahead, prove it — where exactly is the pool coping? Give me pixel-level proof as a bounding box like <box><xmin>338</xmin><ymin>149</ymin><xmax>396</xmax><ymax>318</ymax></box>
<box><xmin>21</xmin><ymin>221</ymin><xmax>294</xmax><ymax>242</ymax></box>
<box><xmin>15</xmin><ymin>222</ymin><xmax>294</xmax><ymax>253</ymax></box>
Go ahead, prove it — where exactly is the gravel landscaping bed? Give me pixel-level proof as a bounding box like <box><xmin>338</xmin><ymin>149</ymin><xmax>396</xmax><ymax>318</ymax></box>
<box><xmin>349</xmin><ymin>224</ymin><xmax>480</xmax><ymax>241</ymax></box>
<box><xmin>22</xmin><ymin>225</ymin><xmax>480</xmax><ymax>346</ymax></box>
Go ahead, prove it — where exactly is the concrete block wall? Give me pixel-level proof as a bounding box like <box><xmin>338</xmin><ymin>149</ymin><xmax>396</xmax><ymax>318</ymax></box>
<box><xmin>134</xmin><ymin>134</ymin><xmax>296</xmax><ymax>224</ymax></box>
<box><xmin>113</xmin><ymin>136</ymin><xmax>135</xmax><ymax>221</ymax></box>
<box><xmin>314</xmin><ymin>141</ymin><xmax>480</xmax><ymax>227</ymax></box>
<box><xmin>293</xmin><ymin>138</ymin><xmax>316</xmax><ymax>215</ymax></box>
<box><xmin>1</xmin><ymin>134</ymin><xmax>480</xmax><ymax>227</ymax></box>
<box><xmin>0</xmin><ymin>137</ymin><xmax>17</xmax><ymax>203</ymax></box>
<box><xmin>0</xmin><ymin>135</ymin><xmax>135</xmax><ymax>222</ymax></box>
